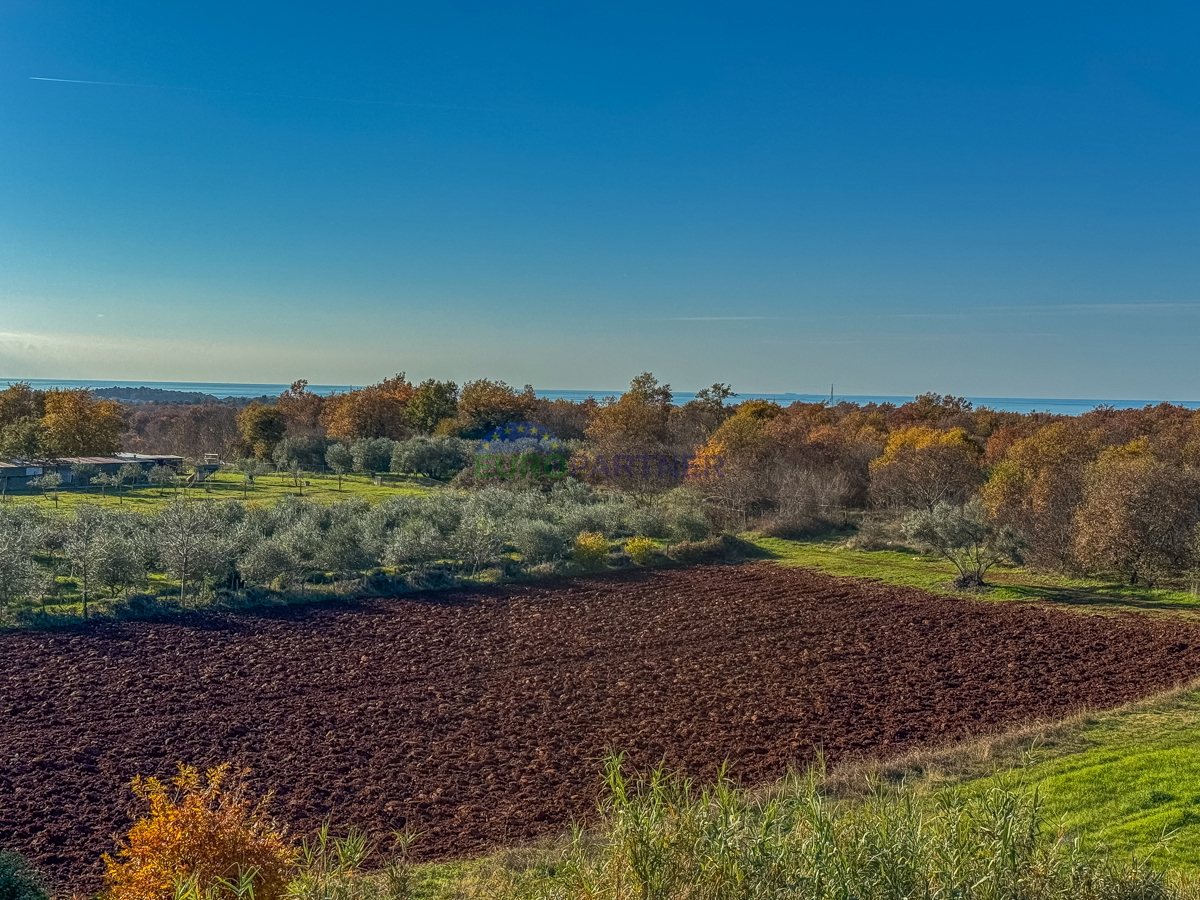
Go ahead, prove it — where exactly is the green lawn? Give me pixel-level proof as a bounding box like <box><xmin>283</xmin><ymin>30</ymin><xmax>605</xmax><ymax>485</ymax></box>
<box><xmin>1</xmin><ymin>470</ymin><xmax>435</xmax><ymax>512</ymax></box>
<box><xmin>902</xmin><ymin>687</ymin><xmax>1200</xmax><ymax>874</ymax></box>
<box><xmin>749</xmin><ymin>534</ymin><xmax>1200</xmax><ymax>614</ymax></box>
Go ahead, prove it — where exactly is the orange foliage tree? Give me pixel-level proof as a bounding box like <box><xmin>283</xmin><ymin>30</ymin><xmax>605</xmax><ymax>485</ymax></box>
<box><xmin>320</xmin><ymin>375</ymin><xmax>415</xmax><ymax>441</ymax></box>
<box><xmin>103</xmin><ymin>764</ymin><xmax>295</xmax><ymax>900</ymax></box>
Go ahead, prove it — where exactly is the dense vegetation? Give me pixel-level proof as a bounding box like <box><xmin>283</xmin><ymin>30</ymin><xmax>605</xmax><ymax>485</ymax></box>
<box><xmin>7</xmin><ymin>373</ymin><xmax>1200</xmax><ymax>592</ymax></box>
<box><xmin>0</xmin><ymin>483</ymin><xmax>715</xmax><ymax>623</ymax></box>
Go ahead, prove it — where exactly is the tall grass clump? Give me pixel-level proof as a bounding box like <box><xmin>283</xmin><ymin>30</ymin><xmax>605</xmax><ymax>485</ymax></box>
<box><xmin>470</xmin><ymin>754</ymin><xmax>1179</xmax><ymax>900</ymax></box>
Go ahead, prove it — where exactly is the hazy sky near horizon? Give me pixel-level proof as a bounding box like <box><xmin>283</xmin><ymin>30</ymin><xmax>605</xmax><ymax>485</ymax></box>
<box><xmin>3</xmin><ymin>2</ymin><xmax>1200</xmax><ymax>399</ymax></box>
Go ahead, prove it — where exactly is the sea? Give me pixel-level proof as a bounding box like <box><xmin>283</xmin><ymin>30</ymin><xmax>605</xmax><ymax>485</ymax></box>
<box><xmin>4</xmin><ymin>378</ymin><xmax>1199</xmax><ymax>416</ymax></box>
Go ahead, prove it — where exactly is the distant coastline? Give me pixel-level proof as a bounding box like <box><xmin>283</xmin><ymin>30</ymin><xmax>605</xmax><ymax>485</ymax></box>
<box><xmin>3</xmin><ymin>377</ymin><xmax>1199</xmax><ymax>416</ymax></box>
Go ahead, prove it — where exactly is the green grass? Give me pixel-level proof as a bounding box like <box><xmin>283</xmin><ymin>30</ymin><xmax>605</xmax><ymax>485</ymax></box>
<box><xmin>1</xmin><ymin>470</ymin><xmax>434</xmax><ymax>512</ymax></box>
<box><xmin>837</xmin><ymin>684</ymin><xmax>1200</xmax><ymax>875</ymax></box>
<box><xmin>749</xmin><ymin>534</ymin><xmax>1200</xmax><ymax>614</ymax></box>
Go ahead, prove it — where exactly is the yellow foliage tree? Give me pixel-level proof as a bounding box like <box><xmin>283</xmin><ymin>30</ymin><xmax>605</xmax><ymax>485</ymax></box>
<box><xmin>868</xmin><ymin>426</ymin><xmax>981</xmax><ymax>510</ymax></box>
<box><xmin>981</xmin><ymin>422</ymin><xmax>1102</xmax><ymax>568</ymax></box>
<box><xmin>103</xmin><ymin>764</ymin><xmax>295</xmax><ymax>900</ymax></box>
<box><xmin>41</xmin><ymin>388</ymin><xmax>124</xmax><ymax>457</ymax></box>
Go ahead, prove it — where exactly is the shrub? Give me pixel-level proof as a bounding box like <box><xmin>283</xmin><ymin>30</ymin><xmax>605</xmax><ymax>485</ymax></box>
<box><xmin>390</xmin><ymin>436</ymin><xmax>472</xmax><ymax>480</ymax></box>
<box><xmin>103</xmin><ymin>764</ymin><xmax>295</xmax><ymax>900</ymax></box>
<box><xmin>666</xmin><ymin>534</ymin><xmax>752</xmax><ymax>564</ymax></box>
<box><xmin>625</xmin><ymin>536</ymin><xmax>659</xmax><ymax>566</ymax></box>
<box><xmin>625</xmin><ymin>506</ymin><xmax>668</xmax><ymax>539</ymax></box>
<box><xmin>0</xmin><ymin>850</ymin><xmax>49</xmax><ymax>900</ymax></box>
<box><xmin>513</xmin><ymin>520</ymin><xmax>568</xmax><ymax>565</ymax></box>
<box><xmin>668</xmin><ymin>509</ymin><xmax>710</xmax><ymax>542</ymax></box>
<box><xmin>573</xmin><ymin>531</ymin><xmax>609</xmax><ymax>568</ymax></box>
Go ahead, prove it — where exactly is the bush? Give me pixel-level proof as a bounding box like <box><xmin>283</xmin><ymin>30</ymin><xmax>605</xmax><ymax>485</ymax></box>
<box><xmin>573</xmin><ymin>531</ymin><xmax>609</xmax><ymax>568</ymax></box>
<box><xmin>103</xmin><ymin>764</ymin><xmax>295</xmax><ymax>900</ymax></box>
<box><xmin>513</xmin><ymin>520</ymin><xmax>568</xmax><ymax>565</ymax></box>
<box><xmin>625</xmin><ymin>536</ymin><xmax>659</xmax><ymax>566</ymax></box>
<box><xmin>0</xmin><ymin>850</ymin><xmax>49</xmax><ymax>900</ymax></box>
<box><xmin>625</xmin><ymin>506</ymin><xmax>668</xmax><ymax>539</ymax></box>
<box><xmin>668</xmin><ymin>509</ymin><xmax>711</xmax><ymax>542</ymax></box>
<box><xmin>390</xmin><ymin>436</ymin><xmax>472</xmax><ymax>480</ymax></box>
<box><xmin>666</xmin><ymin>534</ymin><xmax>752</xmax><ymax>564</ymax></box>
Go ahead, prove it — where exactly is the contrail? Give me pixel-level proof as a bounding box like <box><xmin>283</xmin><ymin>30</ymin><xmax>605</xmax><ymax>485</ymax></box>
<box><xmin>29</xmin><ymin>76</ymin><xmax>486</xmax><ymax>110</ymax></box>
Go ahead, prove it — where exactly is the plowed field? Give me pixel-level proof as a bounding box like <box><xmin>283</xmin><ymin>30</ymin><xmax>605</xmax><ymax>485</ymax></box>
<box><xmin>4</xmin><ymin>564</ymin><xmax>1200</xmax><ymax>891</ymax></box>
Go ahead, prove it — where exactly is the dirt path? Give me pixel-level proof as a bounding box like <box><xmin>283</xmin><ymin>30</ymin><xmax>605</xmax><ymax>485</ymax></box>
<box><xmin>4</xmin><ymin>563</ymin><xmax>1200</xmax><ymax>891</ymax></box>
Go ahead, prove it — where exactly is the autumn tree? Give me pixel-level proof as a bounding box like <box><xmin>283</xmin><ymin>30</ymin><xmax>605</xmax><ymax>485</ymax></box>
<box><xmin>237</xmin><ymin>403</ymin><xmax>288</xmax><ymax>459</ymax></box>
<box><xmin>1072</xmin><ymin>439</ymin><xmax>1200</xmax><ymax>585</ymax></box>
<box><xmin>41</xmin><ymin>388</ymin><xmax>125</xmax><ymax>457</ymax></box>
<box><xmin>451</xmin><ymin>379</ymin><xmax>534</xmax><ymax>437</ymax></box>
<box><xmin>981</xmin><ymin>422</ymin><xmax>1102</xmax><ymax>569</ymax></box>
<box><xmin>275</xmin><ymin>379</ymin><xmax>325</xmax><ymax>437</ymax></box>
<box><xmin>869</xmin><ymin>426</ymin><xmax>982</xmax><ymax>511</ymax></box>
<box><xmin>585</xmin><ymin>373</ymin><xmax>674</xmax><ymax>451</ymax></box>
<box><xmin>319</xmin><ymin>375</ymin><xmax>414</xmax><ymax>441</ymax></box>
<box><xmin>0</xmin><ymin>381</ymin><xmax>46</xmax><ymax>428</ymax></box>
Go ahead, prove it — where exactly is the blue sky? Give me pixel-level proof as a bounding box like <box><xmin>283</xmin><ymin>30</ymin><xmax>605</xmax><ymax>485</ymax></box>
<box><xmin>2</xmin><ymin>2</ymin><xmax>1199</xmax><ymax>398</ymax></box>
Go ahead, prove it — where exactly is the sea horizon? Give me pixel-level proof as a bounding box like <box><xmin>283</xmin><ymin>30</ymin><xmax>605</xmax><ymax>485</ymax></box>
<box><xmin>4</xmin><ymin>377</ymin><xmax>1200</xmax><ymax>416</ymax></box>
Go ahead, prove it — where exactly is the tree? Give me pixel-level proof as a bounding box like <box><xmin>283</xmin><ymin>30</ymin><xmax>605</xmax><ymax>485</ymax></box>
<box><xmin>157</xmin><ymin>501</ymin><xmax>219</xmax><ymax>602</ymax></box>
<box><xmin>237</xmin><ymin>403</ymin><xmax>288</xmax><ymax>459</ymax></box>
<box><xmin>41</xmin><ymin>388</ymin><xmax>124</xmax><ymax>457</ymax></box>
<box><xmin>71</xmin><ymin>462</ymin><xmax>99</xmax><ymax>487</ymax></box>
<box><xmin>0</xmin><ymin>416</ymin><xmax>48</xmax><ymax>461</ymax></box>
<box><xmin>0</xmin><ymin>516</ymin><xmax>38</xmax><ymax>614</ymax></box>
<box><xmin>235</xmin><ymin>458</ymin><xmax>270</xmax><ymax>498</ymax></box>
<box><xmin>30</xmin><ymin>472</ymin><xmax>62</xmax><ymax>507</ymax></box>
<box><xmin>275</xmin><ymin>379</ymin><xmax>325</xmax><ymax>436</ymax></box>
<box><xmin>319</xmin><ymin>375</ymin><xmax>414</xmax><ymax>441</ymax></box>
<box><xmin>116</xmin><ymin>462</ymin><xmax>144</xmax><ymax>503</ymax></box>
<box><xmin>390</xmin><ymin>436</ymin><xmax>471</xmax><ymax>480</ymax></box>
<box><xmin>626</xmin><ymin>371</ymin><xmax>673</xmax><ymax>406</ymax></box>
<box><xmin>350</xmin><ymin>437</ymin><xmax>394</xmax><ymax>477</ymax></box>
<box><xmin>453</xmin><ymin>379</ymin><xmax>534</xmax><ymax>437</ymax></box>
<box><xmin>902</xmin><ymin>499</ymin><xmax>1024</xmax><ymax>589</ymax></box>
<box><xmin>97</xmin><ymin>535</ymin><xmax>145</xmax><ymax>598</ymax></box>
<box><xmin>1072</xmin><ymin>440</ymin><xmax>1200</xmax><ymax>586</ymax></box>
<box><xmin>981</xmin><ymin>422</ymin><xmax>1102</xmax><ymax>569</ymax></box>
<box><xmin>63</xmin><ymin>505</ymin><xmax>107</xmax><ymax>617</ymax></box>
<box><xmin>453</xmin><ymin>514</ymin><xmax>504</xmax><ymax>576</ymax></box>
<box><xmin>869</xmin><ymin>427</ymin><xmax>982</xmax><ymax>511</ymax></box>
<box><xmin>93</xmin><ymin>472</ymin><xmax>119</xmax><ymax>501</ymax></box>
<box><xmin>0</xmin><ymin>381</ymin><xmax>46</xmax><ymax>427</ymax></box>
<box><xmin>148</xmin><ymin>465</ymin><xmax>177</xmax><ymax>495</ymax></box>
<box><xmin>325</xmin><ymin>443</ymin><xmax>353</xmax><ymax>490</ymax></box>
<box><xmin>383</xmin><ymin>521</ymin><xmax>447</xmax><ymax>576</ymax></box>
<box><xmin>405</xmin><ymin>379</ymin><xmax>459</xmax><ymax>433</ymax></box>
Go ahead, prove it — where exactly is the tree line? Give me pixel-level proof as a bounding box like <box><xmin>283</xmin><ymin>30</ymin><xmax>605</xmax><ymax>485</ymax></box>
<box><xmin>8</xmin><ymin>373</ymin><xmax>1200</xmax><ymax>588</ymax></box>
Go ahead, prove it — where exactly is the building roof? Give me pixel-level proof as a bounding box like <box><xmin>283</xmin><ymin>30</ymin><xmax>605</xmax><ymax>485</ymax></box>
<box><xmin>55</xmin><ymin>457</ymin><xmax>131</xmax><ymax>466</ymax></box>
<box><xmin>115</xmin><ymin>453</ymin><xmax>185</xmax><ymax>462</ymax></box>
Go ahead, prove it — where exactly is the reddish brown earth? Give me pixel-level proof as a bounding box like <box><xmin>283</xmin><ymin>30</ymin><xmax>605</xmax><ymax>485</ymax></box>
<box><xmin>4</xmin><ymin>563</ymin><xmax>1200</xmax><ymax>891</ymax></box>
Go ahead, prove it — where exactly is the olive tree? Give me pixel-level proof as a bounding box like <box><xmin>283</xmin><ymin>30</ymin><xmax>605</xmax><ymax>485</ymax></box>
<box><xmin>902</xmin><ymin>499</ymin><xmax>1024</xmax><ymax>589</ymax></box>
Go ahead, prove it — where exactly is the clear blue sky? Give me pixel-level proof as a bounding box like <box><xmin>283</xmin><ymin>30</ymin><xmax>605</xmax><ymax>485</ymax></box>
<box><xmin>2</xmin><ymin>2</ymin><xmax>1199</xmax><ymax>398</ymax></box>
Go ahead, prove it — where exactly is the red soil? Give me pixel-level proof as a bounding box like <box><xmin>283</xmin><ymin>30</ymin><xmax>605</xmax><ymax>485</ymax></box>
<box><xmin>3</xmin><ymin>563</ymin><xmax>1200</xmax><ymax>891</ymax></box>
